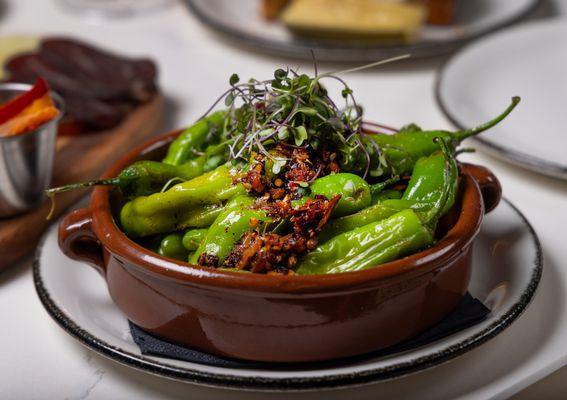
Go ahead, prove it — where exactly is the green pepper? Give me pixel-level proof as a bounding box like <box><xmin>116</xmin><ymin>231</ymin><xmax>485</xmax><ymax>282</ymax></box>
<box><xmin>402</xmin><ymin>147</ymin><xmax>458</xmax><ymax>219</ymax></box>
<box><xmin>310</xmin><ymin>173</ymin><xmax>371</xmax><ymax>217</ymax></box>
<box><xmin>120</xmin><ymin>165</ymin><xmax>246</xmax><ymax>238</ymax></box>
<box><xmin>178</xmin><ymin>195</ymin><xmax>255</xmax><ymax>260</ymax></box>
<box><xmin>45</xmin><ymin>142</ymin><xmax>229</xmax><ymax>201</ymax></box>
<box><xmin>319</xmin><ymin>137</ymin><xmax>457</xmax><ymax>243</ymax></box>
<box><xmin>190</xmin><ymin>203</ymin><xmax>270</xmax><ymax>266</ymax></box>
<box><xmin>369</xmin><ymin>175</ymin><xmax>402</xmax><ymax>204</ymax></box>
<box><xmin>371</xmin><ymin>188</ymin><xmax>402</xmax><ymax>204</ymax></box>
<box><xmin>369</xmin><ymin>175</ymin><xmax>400</xmax><ymax>196</ymax></box>
<box><xmin>299</xmin><ymin>137</ymin><xmax>458</xmax><ymax>274</ymax></box>
<box><xmin>158</xmin><ymin>233</ymin><xmax>189</xmax><ymax>261</ymax></box>
<box><xmin>181</xmin><ymin>204</ymin><xmax>223</xmax><ymax>229</ymax></box>
<box><xmin>357</xmin><ymin>97</ymin><xmax>519</xmax><ymax>178</ymax></box>
<box><xmin>223</xmin><ymin>194</ymin><xmax>255</xmax><ymax>210</ymax></box>
<box><xmin>408</xmin><ymin>138</ymin><xmax>459</xmax><ymax>227</ymax></box>
<box><xmin>117</xmin><ymin>142</ymin><xmax>229</xmax><ymax>198</ymax></box>
<box><xmin>181</xmin><ymin>194</ymin><xmax>254</xmax><ymax>229</ymax></box>
<box><xmin>296</xmin><ymin>208</ymin><xmax>433</xmax><ymax>275</ymax></box>
<box><xmin>318</xmin><ymin>199</ymin><xmax>414</xmax><ymax>243</ymax></box>
<box><xmin>163</xmin><ymin>110</ymin><xmax>226</xmax><ymax>166</ymax></box>
<box><xmin>181</xmin><ymin>229</ymin><xmax>208</xmax><ymax>251</ymax></box>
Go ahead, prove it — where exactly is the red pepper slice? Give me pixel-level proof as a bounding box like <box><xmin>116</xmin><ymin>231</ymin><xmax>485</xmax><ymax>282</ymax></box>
<box><xmin>0</xmin><ymin>77</ymin><xmax>50</xmax><ymax>125</ymax></box>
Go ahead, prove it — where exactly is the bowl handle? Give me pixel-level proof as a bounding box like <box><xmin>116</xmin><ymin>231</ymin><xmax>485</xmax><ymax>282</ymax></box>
<box><xmin>461</xmin><ymin>163</ymin><xmax>502</xmax><ymax>213</ymax></box>
<box><xmin>58</xmin><ymin>207</ymin><xmax>105</xmax><ymax>276</ymax></box>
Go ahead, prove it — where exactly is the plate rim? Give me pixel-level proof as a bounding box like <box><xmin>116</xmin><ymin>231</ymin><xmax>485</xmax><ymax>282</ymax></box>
<box><xmin>434</xmin><ymin>19</ymin><xmax>567</xmax><ymax>180</ymax></box>
<box><xmin>183</xmin><ymin>0</ymin><xmax>541</xmax><ymax>61</ymax></box>
<box><xmin>33</xmin><ymin>198</ymin><xmax>543</xmax><ymax>391</ymax></box>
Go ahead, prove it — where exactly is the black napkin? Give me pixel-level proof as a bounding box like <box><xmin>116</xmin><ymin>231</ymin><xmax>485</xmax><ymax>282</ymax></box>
<box><xmin>130</xmin><ymin>293</ymin><xmax>489</xmax><ymax>369</ymax></box>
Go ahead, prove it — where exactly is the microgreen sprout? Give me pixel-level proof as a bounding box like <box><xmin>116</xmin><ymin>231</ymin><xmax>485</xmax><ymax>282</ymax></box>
<box><xmin>198</xmin><ymin>54</ymin><xmax>410</xmax><ymax>178</ymax></box>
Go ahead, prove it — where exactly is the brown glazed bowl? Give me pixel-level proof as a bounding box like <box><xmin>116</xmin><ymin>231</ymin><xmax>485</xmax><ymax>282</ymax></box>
<box><xmin>59</xmin><ymin>130</ymin><xmax>501</xmax><ymax>363</ymax></box>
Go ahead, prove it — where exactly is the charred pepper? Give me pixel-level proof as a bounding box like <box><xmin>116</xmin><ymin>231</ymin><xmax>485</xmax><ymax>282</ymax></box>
<box><xmin>120</xmin><ymin>165</ymin><xmax>246</xmax><ymax>238</ymax></box>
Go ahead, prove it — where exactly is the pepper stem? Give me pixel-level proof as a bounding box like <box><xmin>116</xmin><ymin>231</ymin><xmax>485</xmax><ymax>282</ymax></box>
<box><xmin>455</xmin><ymin>147</ymin><xmax>476</xmax><ymax>156</ymax></box>
<box><xmin>370</xmin><ymin>175</ymin><xmax>400</xmax><ymax>196</ymax></box>
<box><xmin>454</xmin><ymin>96</ymin><xmax>520</xmax><ymax>142</ymax></box>
<box><xmin>44</xmin><ymin>178</ymin><xmax>120</xmax><ymax>220</ymax></box>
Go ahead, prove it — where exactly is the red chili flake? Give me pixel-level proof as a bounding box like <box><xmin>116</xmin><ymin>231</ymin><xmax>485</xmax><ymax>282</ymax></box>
<box><xmin>224</xmin><ymin>140</ymin><xmax>346</xmax><ymax>273</ymax></box>
<box><xmin>222</xmin><ymin>194</ymin><xmax>340</xmax><ymax>274</ymax></box>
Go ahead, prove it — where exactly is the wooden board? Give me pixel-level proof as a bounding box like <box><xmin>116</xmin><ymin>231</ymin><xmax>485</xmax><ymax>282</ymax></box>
<box><xmin>0</xmin><ymin>95</ymin><xmax>164</xmax><ymax>270</ymax></box>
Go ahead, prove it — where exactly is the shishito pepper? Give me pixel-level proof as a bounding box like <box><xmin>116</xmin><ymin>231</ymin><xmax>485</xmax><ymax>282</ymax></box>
<box><xmin>190</xmin><ymin>196</ymin><xmax>270</xmax><ymax>265</ymax></box>
<box><xmin>120</xmin><ymin>165</ymin><xmax>246</xmax><ymax>238</ymax></box>
<box><xmin>369</xmin><ymin>175</ymin><xmax>402</xmax><ymax>204</ymax></box>
<box><xmin>158</xmin><ymin>233</ymin><xmax>189</xmax><ymax>261</ymax></box>
<box><xmin>359</xmin><ymin>97</ymin><xmax>519</xmax><ymax>177</ymax></box>
<box><xmin>181</xmin><ymin>228</ymin><xmax>209</xmax><ymax>251</ymax></box>
<box><xmin>174</xmin><ymin>195</ymin><xmax>254</xmax><ymax>235</ymax></box>
<box><xmin>163</xmin><ymin>110</ymin><xmax>226</xmax><ymax>165</ymax></box>
<box><xmin>181</xmin><ymin>204</ymin><xmax>225</xmax><ymax>229</ymax></box>
<box><xmin>46</xmin><ymin>98</ymin><xmax>518</xmax><ymax>220</ymax></box>
<box><xmin>46</xmin><ymin>141</ymin><xmax>229</xmax><ymax>201</ymax></box>
<box><xmin>317</xmin><ymin>198</ymin><xmax>414</xmax><ymax>243</ymax></box>
<box><xmin>371</xmin><ymin>188</ymin><xmax>402</xmax><ymax>204</ymax></box>
<box><xmin>318</xmin><ymin>138</ymin><xmax>458</xmax><ymax>243</ymax></box>
<box><xmin>402</xmin><ymin>147</ymin><xmax>458</xmax><ymax>218</ymax></box>
<box><xmin>46</xmin><ymin>111</ymin><xmax>229</xmax><ymax>208</ymax></box>
<box><xmin>297</xmin><ymin>138</ymin><xmax>457</xmax><ymax>275</ymax></box>
<box><xmin>296</xmin><ymin>209</ymin><xmax>433</xmax><ymax>274</ymax></box>
<box><xmin>309</xmin><ymin>173</ymin><xmax>371</xmax><ymax>217</ymax></box>
<box><xmin>115</xmin><ymin>141</ymin><xmax>229</xmax><ymax>198</ymax></box>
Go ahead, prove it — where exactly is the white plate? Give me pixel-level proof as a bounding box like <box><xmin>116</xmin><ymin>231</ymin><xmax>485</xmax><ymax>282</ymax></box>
<box><xmin>33</xmin><ymin>199</ymin><xmax>542</xmax><ymax>391</ymax></box>
<box><xmin>436</xmin><ymin>19</ymin><xmax>567</xmax><ymax>179</ymax></box>
<box><xmin>184</xmin><ymin>0</ymin><xmax>540</xmax><ymax>61</ymax></box>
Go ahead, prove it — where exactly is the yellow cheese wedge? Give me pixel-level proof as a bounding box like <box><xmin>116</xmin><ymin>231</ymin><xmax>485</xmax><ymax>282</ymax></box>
<box><xmin>281</xmin><ymin>0</ymin><xmax>425</xmax><ymax>42</ymax></box>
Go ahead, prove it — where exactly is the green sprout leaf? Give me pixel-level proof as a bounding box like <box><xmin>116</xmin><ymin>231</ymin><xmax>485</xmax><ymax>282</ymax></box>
<box><xmin>296</xmin><ymin>107</ymin><xmax>317</xmax><ymax>116</ymax></box>
<box><xmin>274</xmin><ymin>68</ymin><xmax>287</xmax><ymax>80</ymax></box>
<box><xmin>272</xmin><ymin>157</ymin><xmax>287</xmax><ymax>175</ymax></box>
<box><xmin>327</xmin><ymin>116</ymin><xmax>345</xmax><ymax>131</ymax></box>
<box><xmin>224</xmin><ymin>92</ymin><xmax>235</xmax><ymax>106</ymax></box>
<box><xmin>229</xmin><ymin>73</ymin><xmax>240</xmax><ymax>86</ymax></box>
<box><xmin>277</xmin><ymin>126</ymin><xmax>289</xmax><ymax>140</ymax></box>
<box><xmin>258</xmin><ymin>128</ymin><xmax>275</xmax><ymax>138</ymax></box>
<box><xmin>341</xmin><ymin>87</ymin><xmax>353</xmax><ymax>98</ymax></box>
<box><xmin>296</xmin><ymin>74</ymin><xmax>311</xmax><ymax>89</ymax></box>
<box><xmin>294</xmin><ymin>126</ymin><xmax>308</xmax><ymax>146</ymax></box>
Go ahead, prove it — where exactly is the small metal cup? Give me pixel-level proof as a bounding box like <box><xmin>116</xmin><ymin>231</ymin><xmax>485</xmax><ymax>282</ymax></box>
<box><xmin>0</xmin><ymin>83</ymin><xmax>64</xmax><ymax>218</ymax></box>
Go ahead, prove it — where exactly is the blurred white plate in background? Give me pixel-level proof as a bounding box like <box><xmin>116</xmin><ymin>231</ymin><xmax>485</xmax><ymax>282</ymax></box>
<box><xmin>436</xmin><ymin>19</ymin><xmax>567</xmax><ymax>179</ymax></box>
<box><xmin>185</xmin><ymin>0</ymin><xmax>540</xmax><ymax>61</ymax></box>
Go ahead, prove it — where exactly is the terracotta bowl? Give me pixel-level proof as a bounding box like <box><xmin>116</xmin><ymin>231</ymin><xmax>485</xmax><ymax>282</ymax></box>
<box><xmin>59</xmin><ymin>130</ymin><xmax>501</xmax><ymax>363</ymax></box>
